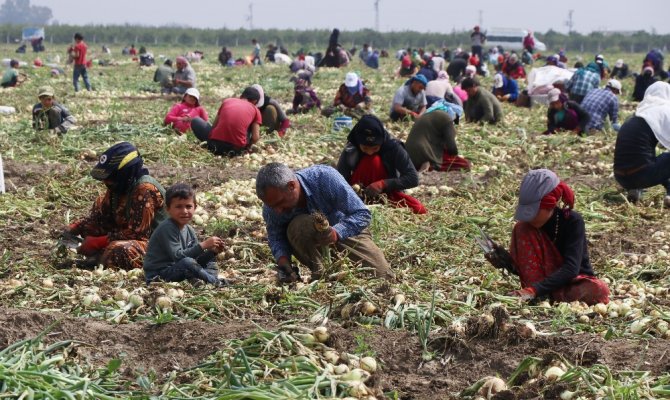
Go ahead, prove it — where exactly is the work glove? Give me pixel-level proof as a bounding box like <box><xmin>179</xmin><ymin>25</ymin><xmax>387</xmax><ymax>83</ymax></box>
<box><xmin>612</xmin><ymin>122</ymin><xmax>621</xmax><ymax>132</ymax></box>
<box><xmin>315</xmin><ymin>227</ymin><xmax>338</xmax><ymax>246</ymax></box>
<box><xmin>276</xmin><ymin>262</ymin><xmax>300</xmax><ymax>284</ymax></box>
<box><xmin>363</xmin><ymin>180</ymin><xmax>386</xmax><ymax>198</ymax></box>
<box><xmin>78</xmin><ymin>235</ymin><xmax>109</xmax><ymax>256</ymax></box>
<box><xmin>484</xmin><ymin>244</ymin><xmax>517</xmax><ymax>275</ymax></box>
<box><xmin>509</xmin><ymin>287</ymin><xmax>536</xmax><ymax>301</ymax></box>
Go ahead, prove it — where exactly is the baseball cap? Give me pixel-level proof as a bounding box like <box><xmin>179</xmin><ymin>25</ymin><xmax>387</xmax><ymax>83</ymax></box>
<box><xmin>344</xmin><ymin>72</ymin><xmax>359</xmax><ymax>88</ymax></box>
<box><xmin>514</xmin><ymin>169</ymin><xmax>560</xmax><ymax>222</ymax></box>
<box><xmin>606</xmin><ymin>79</ymin><xmax>622</xmax><ymax>92</ymax></box>
<box><xmin>547</xmin><ymin>88</ymin><xmax>561</xmax><ymax>102</ymax></box>
<box><xmin>493</xmin><ymin>74</ymin><xmax>504</xmax><ymax>89</ymax></box>
<box><xmin>38</xmin><ymin>86</ymin><xmax>54</xmax><ymax>98</ymax></box>
<box><xmin>90</xmin><ymin>142</ymin><xmax>141</xmax><ymax>181</ymax></box>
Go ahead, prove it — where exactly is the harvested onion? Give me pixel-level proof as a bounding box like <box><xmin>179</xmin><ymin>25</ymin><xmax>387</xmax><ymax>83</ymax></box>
<box><xmin>313</xmin><ymin>326</ymin><xmax>329</xmax><ymax>343</ymax></box>
<box><xmin>360</xmin><ymin>356</ymin><xmax>377</xmax><ymax>373</ymax></box>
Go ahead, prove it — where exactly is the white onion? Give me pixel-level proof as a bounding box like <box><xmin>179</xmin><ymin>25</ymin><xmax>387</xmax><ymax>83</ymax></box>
<box><xmin>334</xmin><ymin>364</ymin><xmax>349</xmax><ymax>375</ymax></box>
<box><xmin>114</xmin><ymin>288</ymin><xmax>129</xmax><ymax>301</ymax></box>
<box><xmin>560</xmin><ymin>390</ymin><xmax>577</xmax><ymax>400</ymax></box>
<box><xmin>478</xmin><ymin>376</ymin><xmax>507</xmax><ymax>398</ymax></box>
<box><xmin>544</xmin><ymin>366</ymin><xmax>565</xmax><ymax>381</ymax></box>
<box><xmin>313</xmin><ymin>327</ymin><xmax>329</xmax><ymax>343</ymax></box>
<box><xmin>128</xmin><ymin>294</ymin><xmax>144</xmax><ymax>308</ymax></box>
<box><xmin>82</xmin><ymin>294</ymin><xmax>101</xmax><ymax>308</ymax></box>
<box><xmin>347</xmin><ymin>381</ymin><xmax>369</xmax><ymax>397</ymax></box>
<box><xmin>360</xmin><ymin>356</ymin><xmax>377</xmax><ymax>373</ymax></box>
<box><xmin>42</xmin><ymin>278</ymin><xmax>54</xmax><ymax>288</ymax></box>
<box><xmin>360</xmin><ymin>301</ymin><xmax>376</xmax><ymax>316</ymax></box>
<box><xmin>393</xmin><ymin>294</ymin><xmax>406</xmax><ymax>307</ymax></box>
<box><xmin>518</xmin><ymin>322</ymin><xmax>537</xmax><ymax>338</ymax></box>
<box><xmin>155</xmin><ymin>296</ymin><xmax>172</xmax><ymax>310</ymax></box>
<box><xmin>323</xmin><ymin>350</ymin><xmax>339</xmax><ymax>364</ymax></box>
<box><xmin>593</xmin><ymin>303</ymin><xmax>607</xmax><ymax>315</ymax></box>
<box><xmin>342</xmin><ymin>368</ymin><xmax>370</xmax><ymax>382</ymax></box>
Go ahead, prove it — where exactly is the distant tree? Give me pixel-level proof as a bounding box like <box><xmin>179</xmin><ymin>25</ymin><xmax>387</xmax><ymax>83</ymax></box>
<box><xmin>0</xmin><ymin>0</ymin><xmax>52</xmax><ymax>25</ymax></box>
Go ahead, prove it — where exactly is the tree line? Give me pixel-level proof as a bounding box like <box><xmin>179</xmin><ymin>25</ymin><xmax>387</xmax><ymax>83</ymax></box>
<box><xmin>1</xmin><ymin>24</ymin><xmax>668</xmax><ymax>54</ymax></box>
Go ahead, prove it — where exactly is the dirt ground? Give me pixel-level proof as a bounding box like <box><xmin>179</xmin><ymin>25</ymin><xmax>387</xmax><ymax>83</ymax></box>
<box><xmin>3</xmin><ymin>159</ymin><xmax>257</xmax><ymax>193</ymax></box>
<box><xmin>1</xmin><ymin>307</ymin><xmax>667</xmax><ymax>399</ymax></box>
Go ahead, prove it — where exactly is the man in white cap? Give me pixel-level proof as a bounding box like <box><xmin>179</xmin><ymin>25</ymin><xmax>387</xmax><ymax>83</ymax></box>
<box><xmin>610</xmin><ymin>59</ymin><xmax>630</xmax><ymax>79</ymax></box>
<box><xmin>581</xmin><ymin>79</ymin><xmax>621</xmax><ymax>133</ymax></box>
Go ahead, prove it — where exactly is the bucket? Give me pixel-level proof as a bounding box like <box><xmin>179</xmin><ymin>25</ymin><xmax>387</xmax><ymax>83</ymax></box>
<box><xmin>333</xmin><ymin>115</ymin><xmax>353</xmax><ymax>132</ymax></box>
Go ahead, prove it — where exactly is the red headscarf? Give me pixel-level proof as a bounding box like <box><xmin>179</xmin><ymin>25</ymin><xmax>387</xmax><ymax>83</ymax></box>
<box><xmin>539</xmin><ymin>181</ymin><xmax>574</xmax><ymax>210</ymax></box>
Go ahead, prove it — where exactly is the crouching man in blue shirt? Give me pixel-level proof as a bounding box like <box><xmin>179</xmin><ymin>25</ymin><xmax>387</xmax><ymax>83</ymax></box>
<box><xmin>256</xmin><ymin>162</ymin><xmax>395</xmax><ymax>283</ymax></box>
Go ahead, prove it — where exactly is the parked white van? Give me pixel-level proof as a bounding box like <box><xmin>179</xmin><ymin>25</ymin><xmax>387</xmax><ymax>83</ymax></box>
<box><xmin>485</xmin><ymin>28</ymin><xmax>547</xmax><ymax>52</ymax></box>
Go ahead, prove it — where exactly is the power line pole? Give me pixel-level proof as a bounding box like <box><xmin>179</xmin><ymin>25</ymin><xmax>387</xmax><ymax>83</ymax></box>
<box><xmin>565</xmin><ymin>9</ymin><xmax>574</xmax><ymax>34</ymax></box>
<box><xmin>374</xmin><ymin>0</ymin><xmax>380</xmax><ymax>32</ymax></box>
<box><xmin>247</xmin><ymin>3</ymin><xmax>254</xmax><ymax>30</ymax></box>
<box><xmin>478</xmin><ymin>9</ymin><xmax>483</xmax><ymax>27</ymax></box>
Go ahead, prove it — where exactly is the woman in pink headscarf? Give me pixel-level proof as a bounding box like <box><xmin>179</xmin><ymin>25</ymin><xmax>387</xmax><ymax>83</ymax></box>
<box><xmin>425</xmin><ymin>71</ymin><xmax>462</xmax><ymax>107</ymax></box>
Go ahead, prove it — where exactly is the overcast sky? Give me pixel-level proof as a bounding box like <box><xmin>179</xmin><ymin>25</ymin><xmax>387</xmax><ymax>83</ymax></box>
<box><xmin>30</xmin><ymin>0</ymin><xmax>670</xmax><ymax>34</ymax></box>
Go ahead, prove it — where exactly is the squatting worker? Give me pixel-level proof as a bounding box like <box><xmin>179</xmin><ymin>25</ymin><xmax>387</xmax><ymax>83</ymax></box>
<box><xmin>389</xmin><ymin>74</ymin><xmax>428</xmax><ymax>121</ymax></box>
<box><xmin>256</xmin><ymin>162</ymin><xmax>395</xmax><ymax>283</ymax></box>
<box><xmin>485</xmin><ymin>169</ymin><xmax>610</xmax><ymax>305</ymax></box>
<box><xmin>336</xmin><ymin>115</ymin><xmax>425</xmax><ymax>214</ymax></box>
<box><xmin>62</xmin><ymin>142</ymin><xmax>167</xmax><ymax>270</ymax></box>
<box><xmin>614</xmin><ymin>82</ymin><xmax>670</xmax><ymax>206</ymax></box>
<box><xmin>190</xmin><ymin>86</ymin><xmax>262</xmax><ymax>156</ymax></box>
<box><xmin>461</xmin><ymin>77</ymin><xmax>503</xmax><ymax>124</ymax></box>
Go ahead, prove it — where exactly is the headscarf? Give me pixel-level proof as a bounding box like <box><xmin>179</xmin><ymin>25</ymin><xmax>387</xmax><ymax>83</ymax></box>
<box><xmin>540</xmin><ymin>181</ymin><xmax>575</xmax><ymax>211</ymax></box>
<box><xmin>635</xmin><ymin>81</ymin><xmax>670</xmax><ymax>149</ymax></box>
<box><xmin>405</xmin><ymin>74</ymin><xmax>428</xmax><ymax>87</ymax></box>
<box><xmin>347</xmin><ymin>115</ymin><xmax>389</xmax><ymax>147</ymax></box>
<box><xmin>426</xmin><ymin>99</ymin><xmax>463</xmax><ymax>121</ymax></box>
<box><xmin>251</xmin><ymin>84</ymin><xmax>265</xmax><ymax>108</ymax></box>
<box><xmin>175</xmin><ymin>56</ymin><xmax>188</xmax><ymax>68</ymax></box>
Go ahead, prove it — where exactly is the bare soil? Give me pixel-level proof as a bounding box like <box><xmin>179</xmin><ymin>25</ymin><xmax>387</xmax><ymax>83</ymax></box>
<box><xmin>0</xmin><ymin>307</ymin><xmax>668</xmax><ymax>399</ymax></box>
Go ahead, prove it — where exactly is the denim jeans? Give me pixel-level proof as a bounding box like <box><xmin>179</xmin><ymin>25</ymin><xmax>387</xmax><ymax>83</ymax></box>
<box><xmin>146</xmin><ymin>257</ymin><xmax>219</xmax><ymax>285</ymax></box>
<box><xmin>615</xmin><ymin>152</ymin><xmax>670</xmax><ymax>195</ymax></box>
<box><xmin>73</xmin><ymin>65</ymin><xmax>91</xmax><ymax>92</ymax></box>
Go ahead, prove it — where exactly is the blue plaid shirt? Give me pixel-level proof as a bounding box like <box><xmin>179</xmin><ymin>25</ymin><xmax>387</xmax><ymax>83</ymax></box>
<box><xmin>566</xmin><ymin>69</ymin><xmax>600</xmax><ymax>97</ymax></box>
<box><xmin>262</xmin><ymin>165</ymin><xmax>371</xmax><ymax>261</ymax></box>
<box><xmin>581</xmin><ymin>88</ymin><xmax>619</xmax><ymax>130</ymax></box>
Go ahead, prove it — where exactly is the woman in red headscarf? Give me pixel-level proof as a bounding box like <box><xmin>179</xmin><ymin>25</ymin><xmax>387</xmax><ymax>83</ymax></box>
<box><xmin>336</xmin><ymin>115</ymin><xmax>426</xmax><ymax>214</ymax></box>
<box><xmin>486</xmin><ymin>169</ymin><xmax>609</xmax><ymax>305</ymax></box>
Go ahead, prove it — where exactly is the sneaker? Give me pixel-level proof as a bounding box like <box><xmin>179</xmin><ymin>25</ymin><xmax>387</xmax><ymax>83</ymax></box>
<box><xmin>627</xmin><ymin>189</ymin><xmax>643</xmax><ymax>203</ymax></box>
